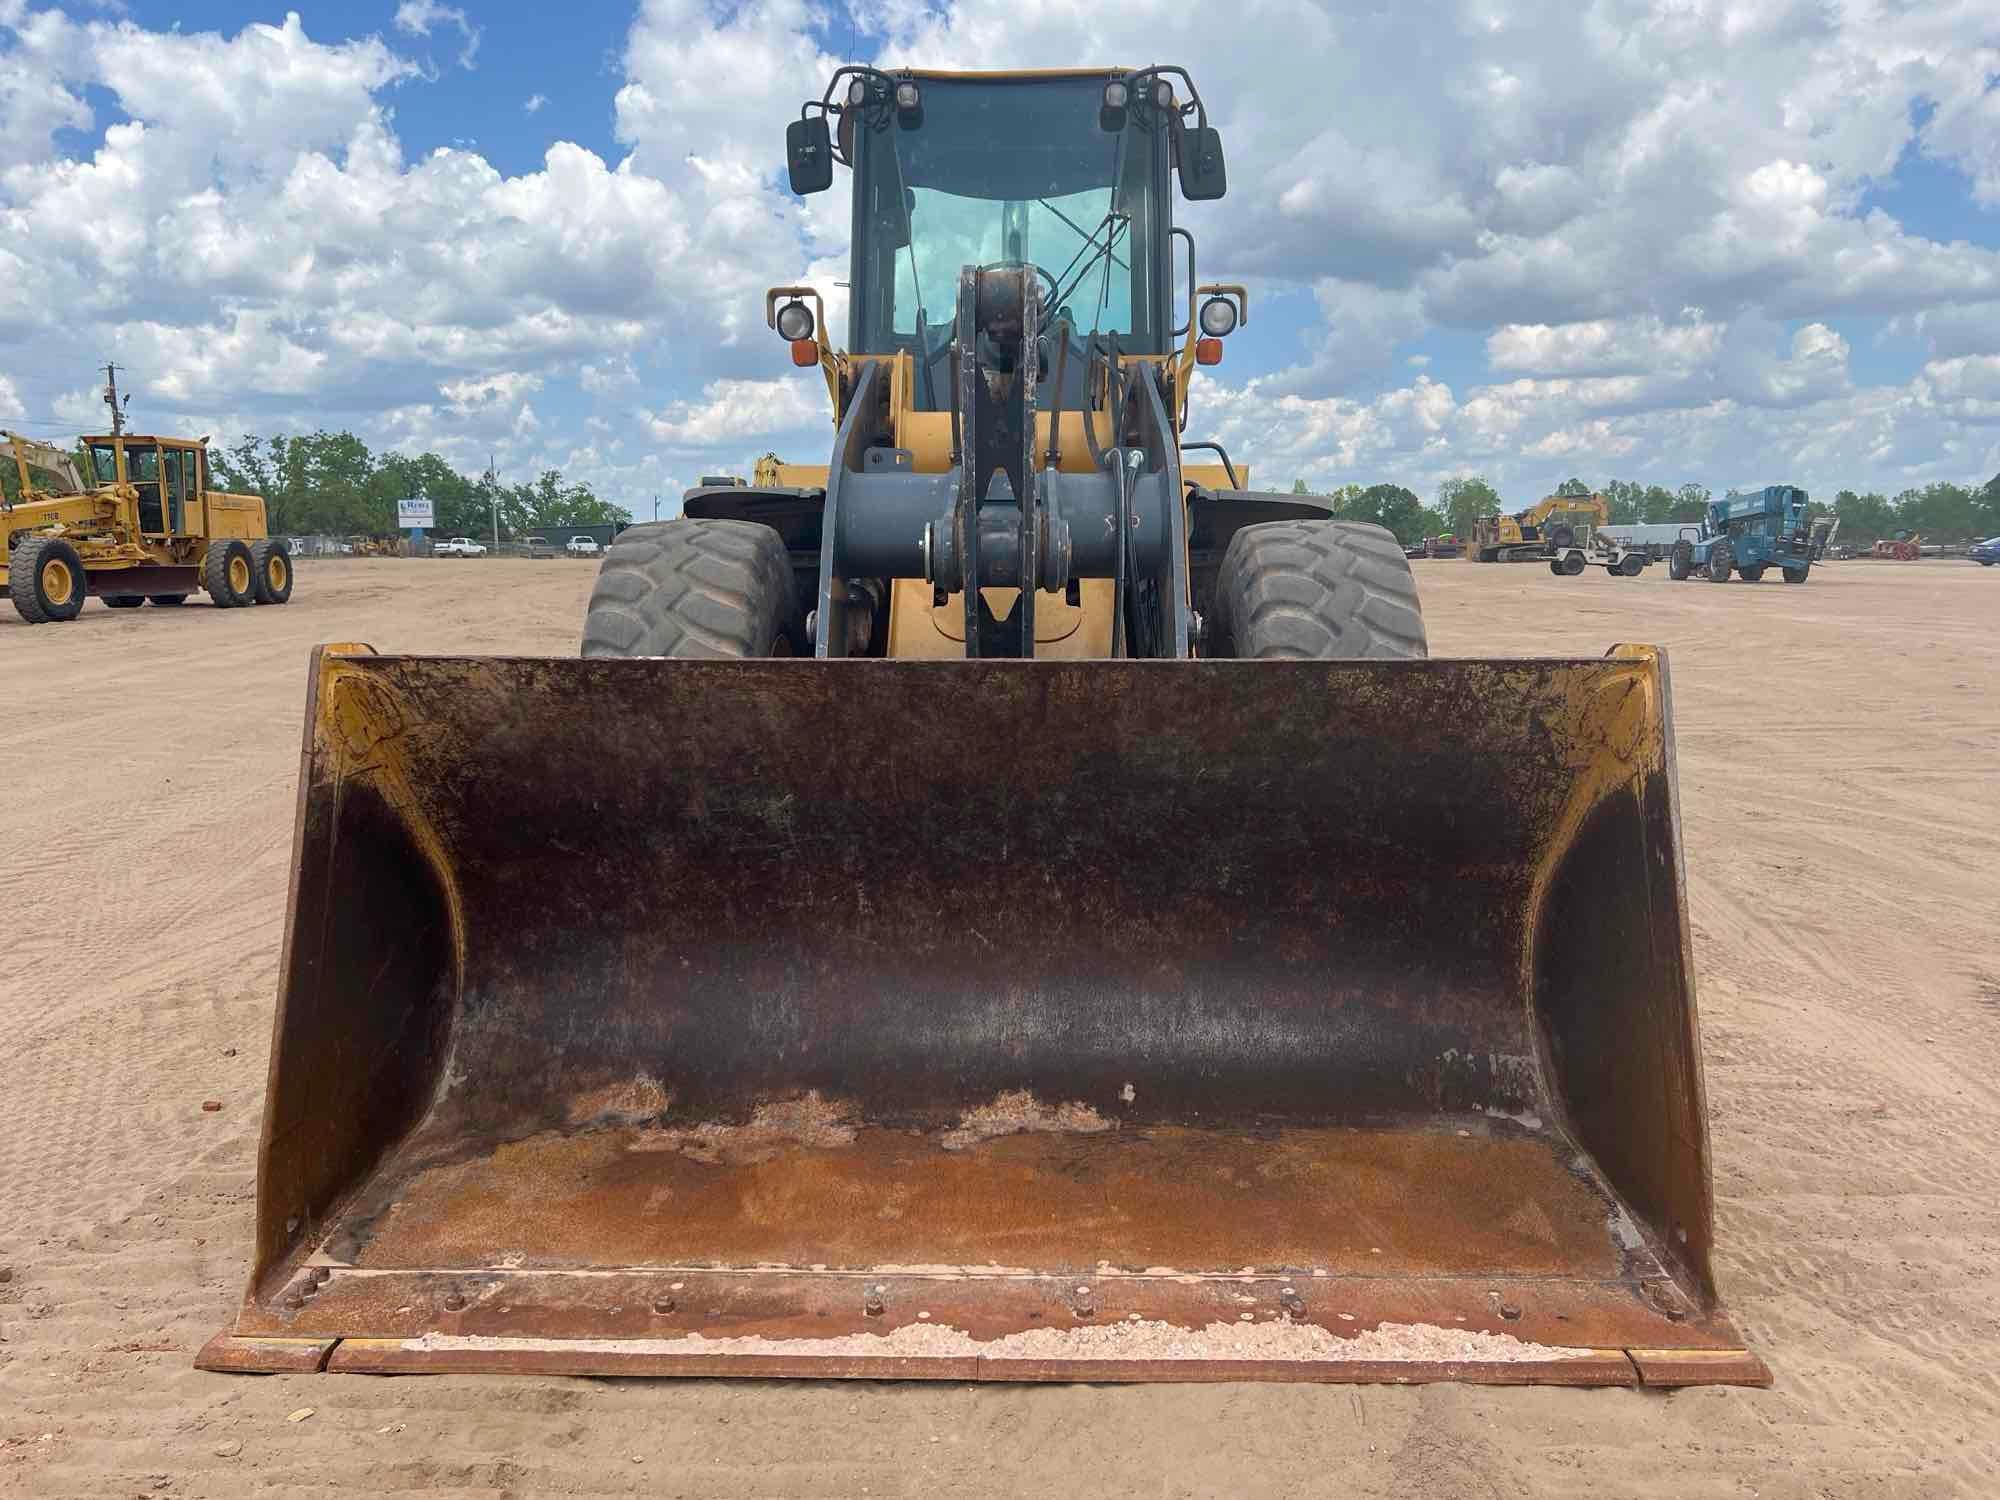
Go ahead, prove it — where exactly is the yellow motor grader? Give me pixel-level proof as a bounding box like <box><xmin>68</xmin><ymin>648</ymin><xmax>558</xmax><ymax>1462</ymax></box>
<box><xmin>201</xmin><ymin>66</ymin><xmax>1763</xmax><ymax>1389</ymax></box>
<box><xmin>5</xmin><ymin>430</ymin><xmax>292</xmax><ymax>621</ymax></box>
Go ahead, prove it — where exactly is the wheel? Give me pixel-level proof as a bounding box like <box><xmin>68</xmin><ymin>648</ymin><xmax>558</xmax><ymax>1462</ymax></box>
<box><xmin>104</xmin><ymin>595</ymin><xmax>146</xmax><ymax>608</ymax></box>
<box><xmin>203</xmin><ymin>538</ymin><xmax>256</xmax><ymax>607</ymax></box>
<box><xmin>1668</xmin><ymin>540</ymin><xmax>1693</xmax><ymax>580</ymax></box>
<box><xmin>1620</xmin><ymin>554</ymin><xmax>1646</xmax><ymax>576</ymax></box>
<box><xmin>582</xmin><ymin>519</ymin><xmax>800</xmax><ymax>658</ymax></box>
<box><xmin>1210</xmin><ymin>520</ymin><xmax>1427</xmax><ymax>659</ymax></box>
<box><xmin>8</xmin><ymin>536</ymin><xmax>88</xmax><ymax>623</ymax></box>
<box><xmin>1737</xmin><ymin>564</ymin><xmax>1765</xmax><ymax>583</ymax></box>
<box><xmin>249</xmin><ymin>539</ymin><xmax>293</xmax><ymax>604</ymax></box>
<box><xmin>1706</xmin><ymin>539</ymin><xmax>1733</xmax><ymax>582</ymax></box>
<box><xmin>1562</xmin><ymin>551</ymin><xmax>1586</xmax><ymax>575</ymax></box>
<box><xmin>148</xmin><ymin>594</ymin><xmax>188</xmax><ymax>606</ymax></box>
<box><xmin>1548</xmin><ymin>560</ymin><xmax>1565</xmax><ymax>576</ymax></box>
<box><xmin>1782</xmin><ymin>567</ymin><xmax>1808</xmax><ymax>584</ymax></box>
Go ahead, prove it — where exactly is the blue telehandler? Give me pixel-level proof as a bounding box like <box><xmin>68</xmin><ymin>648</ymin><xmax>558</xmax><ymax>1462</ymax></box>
<box><xmin>1667</xmin><ymin>486</ymin><xmax>1816</xmax><ymax>584</ymax></box>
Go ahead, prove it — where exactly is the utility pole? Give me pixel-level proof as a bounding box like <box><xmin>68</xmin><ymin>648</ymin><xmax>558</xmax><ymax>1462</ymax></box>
<box><xmin>653</xmin><ymin>491</ymin><xmax>660</xmax><ymax>521</ymax></box>
<box><xmin>103</xmin><ymin>362</ymin><xmax>126</xmax><ymax>436</ymax></box>
<box><xmin>489</xmin><ymin>450</ymin><xmax>500</xmax><ymax>550</ymax></box>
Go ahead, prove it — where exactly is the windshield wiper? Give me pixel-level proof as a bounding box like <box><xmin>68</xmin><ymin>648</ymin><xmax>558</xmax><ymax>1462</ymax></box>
<box><xmin>1037</xmin><ymin>198</ymin><xmax>1129</xmax><ymax>276</ymax></box>
<box><xmin>1048</xmin><ymin>211</ymin><xmax>1130</xmax><ymax>324</ymax></box>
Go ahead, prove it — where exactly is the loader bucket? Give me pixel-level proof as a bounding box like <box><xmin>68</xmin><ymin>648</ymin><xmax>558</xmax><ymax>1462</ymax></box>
<box><xmin>200</xmin><ymin>645</ymin><xmax>1766</xmax><ymax>1386</ymax></box>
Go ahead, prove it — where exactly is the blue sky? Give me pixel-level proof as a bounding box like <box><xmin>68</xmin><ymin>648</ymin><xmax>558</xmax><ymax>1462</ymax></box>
<box><xmin>4</xmin><ymin>0</ymin><xmax>1998</xmax><ymax>510</ymax></box>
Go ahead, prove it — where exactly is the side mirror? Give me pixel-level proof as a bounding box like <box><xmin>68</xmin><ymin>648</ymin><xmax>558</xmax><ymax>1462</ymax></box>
<box><xmin>787</xmin><ymin>117</ymin><xmax>833</xmax><ymax>195</ymax></box>
<box><xmin>1178</xmin><ymin>125</ymin><xmax>1227</xmax><ymax>201</ymax></box>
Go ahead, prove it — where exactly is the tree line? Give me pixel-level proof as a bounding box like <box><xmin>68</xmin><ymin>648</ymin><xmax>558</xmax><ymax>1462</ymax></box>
<box><xmin>1290</xmin><ymin>472</ymin><xmax>2000</xmax><ymax>547</ymax></box>
<box><xmin>208</xmin><ymin>431</ymin><xmax>631</xmax><ymax>540</ymax></box>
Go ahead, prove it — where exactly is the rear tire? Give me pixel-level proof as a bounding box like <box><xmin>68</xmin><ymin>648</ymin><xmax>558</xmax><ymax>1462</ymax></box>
<box><xmin>1548</xmin><ymin>559</ymin><xmax>1565</xmax><ymax>576</ymax></box>
<box><xmin>1620</xmin><ymin>554</ymin><xmax>1645</xmax><ymax>576</ymax></box>
<box><xmin>203</xmin><ymin>539</ymin><xmax>255</xmax><ymax>607</ymax></box>
<box><xmin>1211</xmin><ymin>520</ymin><xmax>1427</xmax><ymax>659</ymax></box>
<box><xmin>1668</xmin><ymin>540</ymin><xmax>1693</xmax><ymax>580</ymax></box>
<box><xmin>1706</xmin><ymin>540</ymin><xmax>1733</xmax><ymax>582</ymax></box>
<box><xmin>105</xmin><ymin>595</ymin><xmax>146</xmax><ymax>608</ymax></box>
<box><xmin>8</xmin><ymin>536</ymin><xmax>88</xmax><ymax>623</ymax></box>
<box><xmin>249</xmin><ymin>539</ymin><xmax>293</xmax><ymax>604</ymax></box>
<box><xmin>1782</xmin><ymin>567</ymin><xmax>1808</xmax><ymax>584</ymax></box>
<box><xmin>1562</xmin><ymin>552</ymin><xmax>1585</xmax><ymax>575</ymax></box>
<box><xmin>1737</xmin><ymin>564</ymin><xmax>1765</xmax><ymax>583</ymax></box>
<box><xmin>148</xmin><ymin>594</ymin><xmax>188</xmax><ymax>606</ymax></box>
<box><xmin>581</xmin><ymin>519</ymin><xmax>799</xmax><ymax>658</ymax></box>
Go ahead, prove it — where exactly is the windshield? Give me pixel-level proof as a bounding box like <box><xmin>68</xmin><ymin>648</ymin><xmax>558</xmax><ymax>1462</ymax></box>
<box><xmin>851</xmin><ymin>78</ymin><xmax>1167</xmax><ymax>366</ymax></box>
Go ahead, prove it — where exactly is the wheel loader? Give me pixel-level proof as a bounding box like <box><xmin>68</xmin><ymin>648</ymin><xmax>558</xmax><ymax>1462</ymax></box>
<box><xmin>5</xmin><ymin>429</ymin><xmax>293</xmax><ymax>621</ymax></box>
<box><xmin>201</xmin><ymin>66</ymin><xmax>1766</xmax><ymax>1387</ymax></box>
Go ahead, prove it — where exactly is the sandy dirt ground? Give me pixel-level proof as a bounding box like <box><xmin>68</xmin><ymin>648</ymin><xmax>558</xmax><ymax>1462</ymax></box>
<box><xmin>2</xmin><ymin>556</ymin><xmax>1996</xmax><ymax>1498</ymax></box>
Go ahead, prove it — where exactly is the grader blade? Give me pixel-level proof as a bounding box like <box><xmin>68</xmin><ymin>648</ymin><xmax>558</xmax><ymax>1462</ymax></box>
<box><xmin>199</xmin><ymin>645</ymin><xmax>1765</xmax><ymax>1386</ymax></box>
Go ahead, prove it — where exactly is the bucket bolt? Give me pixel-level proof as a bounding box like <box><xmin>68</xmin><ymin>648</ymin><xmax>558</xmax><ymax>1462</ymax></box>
<box><xmin>863</xmin><ymin>1284</ymin><xmax>887</xmax><ymax>1317</ymax></box>
<box><xmin>1071</xmin><ymin>1285</ymin><xmax>1094</xmax><ymax>1318</ymax></box>
<box><xmin>1279</xmin><ymin>1286</ymin><xmax>1305</xmax><ymax>1317</ymax></box>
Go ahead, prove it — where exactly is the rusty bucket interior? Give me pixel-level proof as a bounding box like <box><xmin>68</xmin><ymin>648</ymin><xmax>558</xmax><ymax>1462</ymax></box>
<box><xmin>199</xmin><ymin>646</ymin><xmax>1767</xmax><ymax>1386</ymax></box>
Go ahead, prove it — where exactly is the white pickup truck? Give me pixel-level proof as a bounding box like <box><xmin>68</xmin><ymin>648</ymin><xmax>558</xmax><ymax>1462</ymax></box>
<box><xmin>434</xmin><ymin>536</ymin><xmax>488</xmax><ymax>557</ymax></box>
<box><xmin>566</xmin><ymin>535</ymin><xmax>601</xmax><ymax>557</ymax></box>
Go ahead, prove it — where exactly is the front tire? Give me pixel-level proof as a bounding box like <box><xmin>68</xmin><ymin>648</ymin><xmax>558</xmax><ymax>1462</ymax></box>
<box><xmin>1211</xmin><ymin>520</ymin><xmax>1427</xmax><ymax>659</ymax></box>
<box><xmin>204</xmin><ymin>539</ymin><xmax>256</xmax><ymax>607</ymax></box>
<box><xmin>1782</xmin><ymin>567</ymin><xmax>1808</xmax><ymax>584</ymax></box>
<box><xmin>582</xmin><ymin>519</ymin><xmax>800</xmax><ymax>658</ymax></box>
<box><xmin>1620</xmin><ymin>554</ymin><xmax>1646</xmax><ymax>576</ymax></box>
<box><xmin>1706</xmin><ymin>540</ymin><xmax>1733</xmax><ymax>582</ymax></box>
<box><xmin>1737</xmin><ymin>564</ymin><xmax>1766</xmax><ymax>583</ymax></box>
<box><xmin>249</xmin><ymin>539</ymin><xmax>293</xmax><ymax>604</ymax></box>
<box><xmin>1668</xmin><ymin>541</ymin><xmax>1693</xmax><ymax>580</ymax></box>
<box><xmin>9</xmin><ymin>537</ymin><xmax>89</xmax><ymax>623</ymax></box>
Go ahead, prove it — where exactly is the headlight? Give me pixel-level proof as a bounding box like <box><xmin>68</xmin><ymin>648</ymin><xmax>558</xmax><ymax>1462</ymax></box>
<box><xmin>775</xmin><ymin>299</ymin><xmax>816</xmax><ymax>343</ymax></box>
<box><xmin>895</xmin><ymin>81</ymin><xmax>921</xmax><ymax>111</ymax></box>
<box><xmin>1154</xmin><ymin>79</ymin><xmax>1173</xmax><ymax>108</ymax></box>
<box><xmin>846</xmin><ymin>78</ymin><xmax>869</xmax><ymax>107</ymax></box>
<box><xmin>1198</xmin><ymin>296</ymin><xmax>1238</xmax><ymax>338</ymax></box>
<box><xmin>1103</xmin><ymin>80</ymin><xmax>1129</xmax><ymax>110</ymax></box>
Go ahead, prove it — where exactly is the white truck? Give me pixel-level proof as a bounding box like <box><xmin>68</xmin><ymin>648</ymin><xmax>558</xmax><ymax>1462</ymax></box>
<box><xmin>566</xmin><ymin>535</ymin><xmax>602</xmax><ymax>557</ymax></box>
<box><xmin>435</xmin><ymin>536</ymin><xmax>489</xmax><ymax>557</ymax></box>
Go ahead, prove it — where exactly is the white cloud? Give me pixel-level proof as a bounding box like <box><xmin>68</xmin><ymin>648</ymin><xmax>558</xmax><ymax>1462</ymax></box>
<box><xmin>0</xmin><ymin>0</ymin><xmax>1996</xmax><ymax>509</ymax></box>
<box><xmin>0</xmin><ymin>374</ymin><xmax>24</xmax><ymax>420</ymax></box>
<box><xmin>524</xmin><ymin>92</ymin><xmax>546</xmax><ymax>114</ymax></box>
<box><xmin>393</xmin><ymin>0</ymin><xmax>481</xmax><ymax>71</ymax></box>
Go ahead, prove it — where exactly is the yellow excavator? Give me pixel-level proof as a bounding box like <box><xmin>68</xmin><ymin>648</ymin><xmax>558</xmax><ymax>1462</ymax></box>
<box><xmin>200</xmin><ymin>67</ymin><xmax>1764</xmax><ymax>1388</ymax></box>
<box><xmin>1472</xmin><ymin>492</ymin><xmax>1612</xmax><ymax>564</ymax></box>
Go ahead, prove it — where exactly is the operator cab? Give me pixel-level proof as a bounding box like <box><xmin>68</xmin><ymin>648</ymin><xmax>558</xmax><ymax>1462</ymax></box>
<box><xmin>786</xmin><ymin>68</ymin><xmax>1229</xmax><ymax>411</ymax></box>
<box><xmin>85</xmin><ymin>435</ymin><xmax>208</xmax><ymax>536</ymax></box>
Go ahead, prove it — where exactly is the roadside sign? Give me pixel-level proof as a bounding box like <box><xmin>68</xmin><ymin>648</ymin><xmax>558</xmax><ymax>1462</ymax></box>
<box><xmin>397</xmin><ymin>496</ymin><xmax>435</xmax><ymax>527</ymax></box>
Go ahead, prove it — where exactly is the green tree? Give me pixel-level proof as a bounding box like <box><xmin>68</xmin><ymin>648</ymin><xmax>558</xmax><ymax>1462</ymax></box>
<box><xmin>1833</xmin><ymin>489</ymin><xmax>1896</xmax><ymax>542</ymax></box>
<box><xmin>1671</xmin><ymin>483</ymin><xmax>1711</xmax><ymax>523</ymax></box>
<box><xmin>1555</xmin><ymin>477</ymin><xmax>1592</xmax><ymax>497</ymax></box>
<box><xmin>1343</xmin><ymin>483</ymin><xmax>1427</xmax><ymax>544</ymax></box>
<box><xmin>1602</xmin><ymin>479</ymin><xmax>1644</xmax><ymax>525</ymax></box>
<box><xmin>499</xmin><ymin>470</ymin><xmax>631</xmax><ymax>538</ymax></box>
<box><xmin>1290</xmin><ymin>478</ymin><xmax>1310</xmax><ymax>495</ymax></box>
<box><xmin>1435</xmin><ymin>476</ymin><xmax>1500</xmax><ymax>537</ymax></box>
<box><xmin>1638</xmin><ymin>485</ymin><xmax>1679</xmax><ymax>523</ymax></box>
